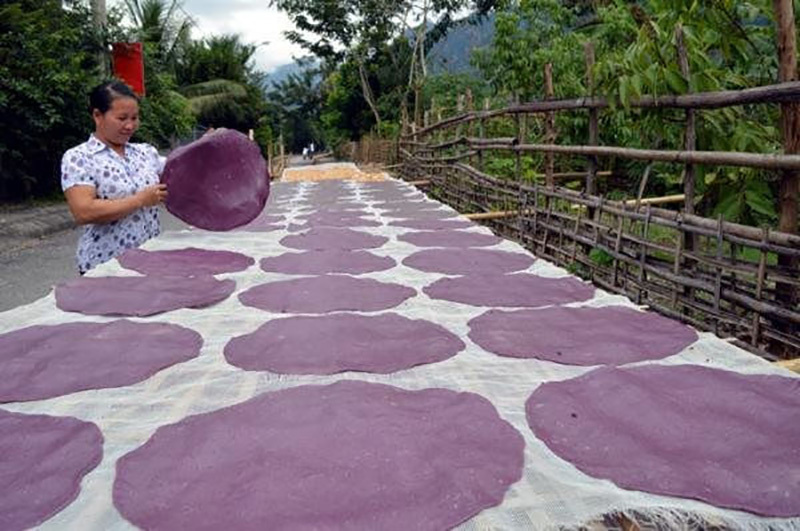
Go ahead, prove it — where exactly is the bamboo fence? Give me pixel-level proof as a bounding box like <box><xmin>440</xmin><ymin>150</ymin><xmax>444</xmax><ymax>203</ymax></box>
<box><xmin>387</xmin><ymin>76</ymin><xmax>800</xmax><ymax>359</ymax></box>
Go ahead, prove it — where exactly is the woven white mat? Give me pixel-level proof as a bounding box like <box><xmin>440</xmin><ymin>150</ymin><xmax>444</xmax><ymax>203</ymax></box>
<box><xmin>1</xmin><ymin>174</ymin><xmax>798</xmax><ymax>530</ymax></box>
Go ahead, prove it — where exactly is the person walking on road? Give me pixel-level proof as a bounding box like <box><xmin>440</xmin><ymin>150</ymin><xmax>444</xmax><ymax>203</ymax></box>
<box><xmin>61</xmin><ymin>81</ymin><xmax>167</xmax><ymax>274</ymax></box>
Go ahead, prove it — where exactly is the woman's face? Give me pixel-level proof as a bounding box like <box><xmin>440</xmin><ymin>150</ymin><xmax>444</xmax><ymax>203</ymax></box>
<box><xmin>93</xmin><ymin>97</ymin><xmax>139</xmax><ymax>147</ymax></box>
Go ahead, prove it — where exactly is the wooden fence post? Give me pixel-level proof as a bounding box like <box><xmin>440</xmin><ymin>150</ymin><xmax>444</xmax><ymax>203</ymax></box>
<box><xmin>675</xmin><ymin>25</ymin><xmax>697</xmax><ymax>218</ymax></box>
<box><xmin>584</xmin><ymin>42</ymin><xmax>599</xmax><ymax>196</ymax></box>
<box><xmin>544</xmin><ymin>63</ymin><xmax>555</xmax><ymax>188</ymax></box>
<box><xmin>478</xmin><ymin>97</ymin><xmax>489</xmax><ymax>172</ymax></box>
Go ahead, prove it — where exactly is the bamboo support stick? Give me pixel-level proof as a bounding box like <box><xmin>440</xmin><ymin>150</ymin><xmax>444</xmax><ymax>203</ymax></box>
<box><xmin>406</xmin><ymin>81</ymin><xmax>800</xmax><ymax>137</ymax></box>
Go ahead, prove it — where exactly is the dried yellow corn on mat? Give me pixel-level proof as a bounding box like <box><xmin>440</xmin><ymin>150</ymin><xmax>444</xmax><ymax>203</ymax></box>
<box><xmin>280</xmin><ymin>162</ymin><xmax>387</xmax><ymax>182</ymax></box>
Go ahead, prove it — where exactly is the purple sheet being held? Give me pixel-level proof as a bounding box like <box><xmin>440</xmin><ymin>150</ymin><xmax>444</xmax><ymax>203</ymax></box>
<box><xmin>1</xmin><ymin>409</ymin><xmax>103</xmax><ymax>531</ymax></box>
<box><xmin>260</xmin><ymin>250</ymin><xmax>395</xmax><ymax>275</ymax></box>
<box><xmin>118</xmin><ymin>247</ymin><xmax>254</xmax><ymax>276</ymax></box>
<box><xmin>56</xmin><ymin>275</ymin><xmax>235</xmax><ymax>316</ymax></box>
<box><xmin>114</xmin><ymin>380</ymin><xmax>524</xmax><ymax>531</ymax></box>
<box><xmin>426</xmin><ymin>273</ymin><xmax>594</xmax><ymax>307</ymax></box>
<box><xmin>469</xmin><ymin>306</ymin><xmax>697</xmax><ymax>365</ymax></box>
<box><xmin>225</xmin><ymin>313</ymin><xmax>465</xmax><ymax>374</ymax></box>
<box><xmin>0</xmin><ymin>320</ymin><xmax>202</xmax><ymax>402</ymax></box>
<box><xmin>526</xmin><ymin>365</ymin><xmax>800</xmax><ymax>516</ymax></box>
<box><xmin>239</xmin><ymin>275</ymin><xmax>415</xmax><ymax>313</ymax></box>
<box><xmin>161</xmin><ymin>128</ymin><xmax>270</xmax><ymax>230</ymax></box>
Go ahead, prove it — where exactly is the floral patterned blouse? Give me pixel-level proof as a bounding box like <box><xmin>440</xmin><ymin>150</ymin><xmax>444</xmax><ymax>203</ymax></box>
<box><xmin>61</xmin><ymin>135</ymin><xmax>165</xmax><ymax>273</ymax></box>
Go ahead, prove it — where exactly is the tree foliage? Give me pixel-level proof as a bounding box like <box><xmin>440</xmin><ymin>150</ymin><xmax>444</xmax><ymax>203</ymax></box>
<box><xmin>0</xmin><ymin>0</ymin><xmax>100</xmax><ymax>200</ymax></box>
<box><xmin>472</xmin><ymin>0</ymin><xmax>786</xmax><ymax>224</ymax></box>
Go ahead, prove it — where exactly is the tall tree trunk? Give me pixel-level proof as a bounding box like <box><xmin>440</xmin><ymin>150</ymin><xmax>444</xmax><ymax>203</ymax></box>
<box><xmin>357</xmin><ymin>58</ymin><xmax>382</xmax><ymax>131</ymax></box>
<box><xmin>772</xmin><ymin>0</ymin><xmax>799</xmax><ymax>349</ymax></box>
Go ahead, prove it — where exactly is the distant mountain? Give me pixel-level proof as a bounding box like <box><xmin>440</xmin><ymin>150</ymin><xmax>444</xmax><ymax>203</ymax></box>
<box><xmin>427</xmin><ymin>13</ymin><xmax>495</xmax><ymax>74</ymax></box>
<box><xmin>267</xmin><ymin>57</ymin><xmax>320</xmax><ymax>88</ymax></box>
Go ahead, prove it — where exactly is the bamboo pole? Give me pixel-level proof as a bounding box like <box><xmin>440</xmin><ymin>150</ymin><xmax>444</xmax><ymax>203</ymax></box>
<box><xmin>544</xmin><ymin>64</ymin><xmax>555</xmax><ymax>188</ymax></box>
<box><xmin>509</xmin><ymin>143</ymin><xmax>800</xmax><ymax>170</ymax></box>
<box><xmin>585</xmin><ymin>42</ymin><xmax>599</xmax><ymax>195</ymax></box>
<box><xmin>406</xmin><ymin>82</ymin><xmax>800</xmax><ymax>138</ymax></box>
<box><xmin>675</xmin><ymin>25</ymin><xmax>697</xmax><ymax>217</ymax></box>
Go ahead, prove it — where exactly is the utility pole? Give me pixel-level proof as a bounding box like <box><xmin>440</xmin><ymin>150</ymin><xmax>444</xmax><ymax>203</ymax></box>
<box><xmin>91</xmin><ymin>0</ymin><xmax>109</xmax><ymax>78</ymax></box>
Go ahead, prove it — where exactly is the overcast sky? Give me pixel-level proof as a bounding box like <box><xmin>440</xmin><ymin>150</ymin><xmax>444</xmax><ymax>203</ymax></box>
<box><xmin>179</xmin><ymin>0</ymin><xmax>306</xmax><ymax>72</ymax></box>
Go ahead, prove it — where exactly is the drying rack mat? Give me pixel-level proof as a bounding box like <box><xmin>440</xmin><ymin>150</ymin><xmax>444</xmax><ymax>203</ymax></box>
<box><xmin>1</xmin><ymin>170</ymin><xmax>798</xmax><ymax>530</ymax></box>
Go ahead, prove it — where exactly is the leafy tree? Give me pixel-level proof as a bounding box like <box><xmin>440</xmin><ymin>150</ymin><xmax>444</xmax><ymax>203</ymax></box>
<box><xmin>122</xmin><ymin>0</ymin><xmax>192</xmax><ymax>72</ymax></box>
<box><xmin>269</xmin><ymin>0</ymin><xmax>493</xmax><ymax>130</ymax></box>
<box><xmin>268</xmin><ymin>62</ymin><xmax>324</xmax><ymax>152</ymax></box>
<box><xmin>0</xmin><ymin>0</ymin><xmax>100</xmax><ymax>200</ymax></box>
<box><xmin>472</xmin><ymin>0</ymin><xmax>784</xmax><ymax>224</ymax></box>
<box><xmin>175</xmin><ymin>35</ymin><xmax>266</xmax><ymax>131</ymax></box>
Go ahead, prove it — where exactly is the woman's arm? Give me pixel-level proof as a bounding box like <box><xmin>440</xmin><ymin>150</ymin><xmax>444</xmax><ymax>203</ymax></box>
<box><xmin>64</xmin><ymin>184</ymin><xmax>167</xmax><ymax>225</ymax></box>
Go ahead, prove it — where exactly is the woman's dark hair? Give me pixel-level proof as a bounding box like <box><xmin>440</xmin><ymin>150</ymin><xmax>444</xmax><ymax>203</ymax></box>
<box><xmin>88</xmin><ymin>80</ymin><xmax>139</xmax><ymax>114</ymax></box>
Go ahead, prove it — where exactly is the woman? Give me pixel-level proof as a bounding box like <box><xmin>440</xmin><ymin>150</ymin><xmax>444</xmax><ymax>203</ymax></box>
<box><xmin>61</xmin><ymin>81</ymin><xmax>167</xmax><ymax>274</ymax></box>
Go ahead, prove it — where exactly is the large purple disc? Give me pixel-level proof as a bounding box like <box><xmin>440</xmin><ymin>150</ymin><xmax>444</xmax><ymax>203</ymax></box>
<box><xmin>239</xmin><ymin>276</ymin><xmax>415</xmax><ymax>313</ymax></box>
<box><xmin>297</xmin><ymin>216</ymin><xmax>382</xmax><ymax>229</ymax></box>
<box><xmin>398</xmin><ymin>230</ymin><xmax>502</xmax><ymax>248</ymax></box>
<box><xmin>281</xmin><ymin>228</ymin><xmax>388</xmax><ymax>251</ymax></box>
<box><xmin>56</xmin><ymin>275</ymin><xmax>235</xmax><ymax>316</ymax></box>
<box><xmin>389</xmin><ymin>219</ymin><xmax>474</xmax><ymax>230</ymax></box>
<box><xmin>0</xmin><ymin>320</ymin><xmax>202</xmax><ymax>402</ymax></box>
<box><xmin>298</xmin><ymin>209</ymin><xmax>369</xmax><ymax>221</ymax></box>
<box><xmin>114</xmin><ymin>380</ymin><xmax>524</xmax><ymax>530</ymax></box>
<box><xmin>426</xmin><ymin>273</ymin><xmax>594</xmax><ymax>307</ymax></box>
<box><xmin>260</xmin><ymin>250</ymin><xmax>395</xmax><ymax>275</ymax></box>
<box><xmin>225</xmin><ymin>313</ymin><xmax>465</xmax><ymax>374</ymax></box>
<box><xmin>162</xmin><ymin>129</ymin><xmax>270</xmax><ymax>231</ymax></box>
<box><xmin>469</xmin><ymin>306</ymin><xmax>698</xmax><ymax>365</ymax></box>
<box><xmin>118</xmin><ymin>247</ymin><xmax>254</xmax><ymax>276</ymax></box>
<box><xmin>1</xmin><ymin>410</ymin><xmax>103</xmax><ymax>530</ymax></box>
<box><xmin>526</xmin><ymin>365</ymin><xmax>800</xmax><ymax>516</ymax></box>
<box><xmin>403</xmin><ymin>249</ymin><xmax>535</xmax><ymax>275</ymax></box>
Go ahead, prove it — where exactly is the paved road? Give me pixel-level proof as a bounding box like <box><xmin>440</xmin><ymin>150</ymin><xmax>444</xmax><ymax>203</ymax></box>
<box><xmin>0</xmin><ymin>209</ymin><xmax>188</xmax><ymax>312</ymax></box>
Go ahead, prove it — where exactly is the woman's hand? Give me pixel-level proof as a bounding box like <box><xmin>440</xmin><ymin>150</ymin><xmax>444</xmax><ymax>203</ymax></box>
<box><xmin>137</xmin><ymin>183</ymin><xmax>168</xmax><ymax>207</ymax></box>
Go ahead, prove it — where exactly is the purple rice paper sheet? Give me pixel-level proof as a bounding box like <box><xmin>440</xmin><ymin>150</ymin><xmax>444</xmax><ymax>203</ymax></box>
<box><xmin>260</xmin><ymin>250</ymin><xmax>395</xmax><ymax>275</ymax></box>
<box><xmin>426</xmin><ymin>273</ymin><xmax>595</xmax><ymax>307</ymax></box>
<box><xmin>161</xmin><ymin>128</ymin><xmax>270</xmax><ymax>231</ymax></box>
<box><xmin>469</xmin><ymin>306</ymin><xmax>698</xmax><ymax>365</ymax></box>
<box><xmin>299</xmin><ymin>207</ymin><xmax>367</xmax><ymax>218</ymax></box>
<box><xmin>403</xmin><ymin>248</ymin><xmax>535</xmax><ymax>275</ymax></box>
<box><xmin>113</xmin><ymin>380</ymin><xmax>524</xmax><ymax>531</ymax></box>
<box><xmin>233</xmin><ymin>212</ymin><xmax>285</xmax><ymax>231</ymax></box>
<box><xmin>1</xmin><ymin>409</ymin><xmax>103</xmax><ymax>531</ymax></box>
<box><xmin>281</xmin><ymin>227</ymin><xmax>388</xmax><ymax>251</ymax></box>
<box><xmin>118</xmin><ymin>247</ymin><xmax>254</xmax><ymax>276</ymax></box>
<box><xmin>296</xmin><ymin>216</ymin><xmax>382</xmax><ymax>229</ymax></box>
<box><xmin>526</xmin><ymin>365</ymin><xmax>800</xmax><ymax>516</ymax></box>
<box><xmin>0</xmin><ymin>320</ymin><xmax>202</xmax><ymax>402</ymax></box>
<box><xmin>375</xmin><ymin>200</ymin><xmax>439</xmax><ymax>209</ymax></box>
<box><xmin>388</xmin><ymin>219</ymin><xmax>474</xmax><ymax>230</ymax></box>
<box><xmin>224</xmin><ymin>313</ymin><xmax>465</xmax><ymax>374</ymax></box>
<box><xmin>234</xmin><ymin>223</ymin><xmax>283</xmax><ymax>233</ymax></box>
<box><xmin>385</xmin><ymin>208</ymin><xmax>459</xmax><ymax>220</ymax></box>
<box><xmin>239</xmin><ymin>275</ymin><xmax>416</xmax><ymax>313</ymax></box>
<box><xmin>398</xmin><ymin>230</ymin><xmax>503</xmax><ymax>248</ymax></box>
<box><xmin>56</xmin><ymin>275</ymin><xmax>235</xmax><ymax>316</ymax></box>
